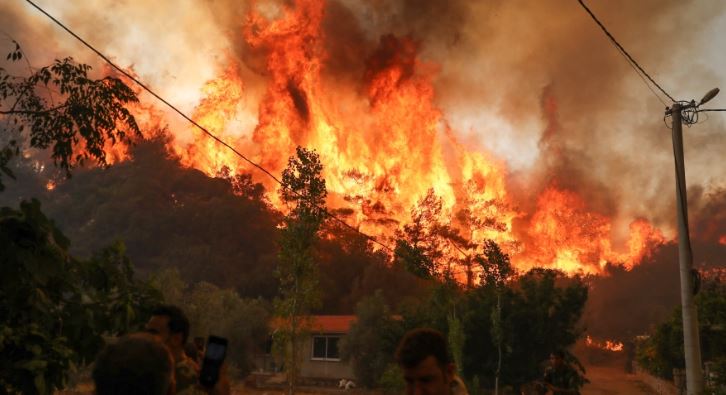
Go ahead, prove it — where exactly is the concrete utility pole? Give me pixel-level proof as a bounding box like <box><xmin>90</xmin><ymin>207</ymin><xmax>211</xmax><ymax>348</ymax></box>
<box><xmin>665</xmin><ymin>89</ymin><xmax>717</xmax><ymax>394</ymax></box>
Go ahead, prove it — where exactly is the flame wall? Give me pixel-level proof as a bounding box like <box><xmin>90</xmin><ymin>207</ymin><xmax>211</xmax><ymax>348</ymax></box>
<box><xmin>2</xmin><ymin>0</ymin><xmax>725</xmax><ymax>275</ymax></box>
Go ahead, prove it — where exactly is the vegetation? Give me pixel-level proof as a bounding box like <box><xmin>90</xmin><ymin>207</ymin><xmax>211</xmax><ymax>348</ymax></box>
<box><xmin>0</xmin><ymin>46</ymin><xmax>159</xmax><ymax>394</ymax></box>
<box><xmin>0</xmin><ymin>44</ymin><xmax>140</xmax><ymax>191</ymax></box>
<box><xmin>0</xmin><ymin>200</ymin><xmax>160</xmax><ymax>394</ymax></box>
<box><xmin>151</xmin><ymin>268</ymin><xmax>271</xmax><ymax>377</ymax></box>
<box><xmin>636</xmin><ymin>277</ymin><xmax>726</xmax><ymax>393</ymax></box>
<box><xmin>340</xmin><ymin>290</ymin><xmax>402</xmax><ymax>388</ymax></box>
<box><xmin>0</xmin><ymin>43</ymin><xmax>607</xmax><ymax>395</ymax></box>
<box><xmin>274</xmin><ymin>146</ymin><xmax>327</xmax><ymax>395</ymax></box>
<box><xmin>462</xmin><ymin>269</ymin><xmax>589</xmax><ymax>391</ymax></box>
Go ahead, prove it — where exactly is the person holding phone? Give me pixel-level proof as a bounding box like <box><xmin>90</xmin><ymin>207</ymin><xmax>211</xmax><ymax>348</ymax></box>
<box><xmin>146</xmin><ymin>305</ymin><xmax>231</xmax><ymax>395</ymax></box>
<box><xmin>146</xmin><ymin>305</ymin><xmax>200</xmax><ymax>393</ymax></box>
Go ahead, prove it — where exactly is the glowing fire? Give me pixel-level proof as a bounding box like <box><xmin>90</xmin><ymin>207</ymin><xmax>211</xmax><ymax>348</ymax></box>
<box><xmin>94</xmin><ymin>0</ymin><xmax>669</xmax><ymax>275</ymax></box>
<box><xmin>586</xmin><ymin>335</ymin><xmax>624</xmax><ymax>352</ymax></box>
<box><xmin>175</xmin><ymin>63</ymin><xmax>246</xmax><ymax>177</ymax></box>
<box><xmin>720</xmin><ymin>235</ymin><xmax>726</xmax><ymax>245</ymax></box>
<box><xmin>45</xmin><ymin>180</ymin><xmax>56</xmax><ymax>191</ymax></box>
<box><xmin>514</xmin><ymin>187</ymin><xmax>666</xmax><ymax>274</ymax></box>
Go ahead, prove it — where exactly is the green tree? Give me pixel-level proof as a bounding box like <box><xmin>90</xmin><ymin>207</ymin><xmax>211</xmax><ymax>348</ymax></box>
<box><xmin>0</xmin><ymin>199</ymin><xmax>160</xmax><ymax>394</ymax></box>
<box><xmin>462</xmin><ymin>269</ymin><xmax>588</xmax><ymax>391</ymax></box>
<box><xmin>0</xmin><ymin>45</ymin><xmax>140</xmax><ymax>191</ymax></box>
<box><xmin>340</xmin><ymin>290</ymin><xmax>403</xmax><ymax>387</ymax></box>
<box><xmin>274</xmin><ymin>146</ymin><xmax>327</xmax><ymax>395</ymax></box>
<box><xmin>149</xmin><ymin>268</ymin><xmax>271</xmax><ymax>376</ymax></box>
<box><xmin>186</xmin><ymin>282</ymin><xmax>271</xmax><ymax>376</ymax></box>
<box><xmin>475</xmin><ymin>240</ymin><xmax>514</xmax><ymax>395</ymax></box>
<box><xmin>149</xmin><ymin>267</ymin><xmax>187</xmax><ymax>306</ymax></box>
<box><xmin>636</xmin><ymin>277</ymin><xmax>726</xmax><ymax>384</ymax></box>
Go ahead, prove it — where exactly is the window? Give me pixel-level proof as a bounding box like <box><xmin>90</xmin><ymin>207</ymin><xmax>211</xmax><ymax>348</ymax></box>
<box><xmin>311</xmin><ymin>335</ymin><xmax>341</xmax><ymax>361</ymax></box>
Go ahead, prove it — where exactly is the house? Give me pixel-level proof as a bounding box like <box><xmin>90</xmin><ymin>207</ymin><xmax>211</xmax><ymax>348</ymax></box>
<box><xmin>253</xmin><ymin>315</ymin><xmax>357</xmax><ymax>382</ymax></box>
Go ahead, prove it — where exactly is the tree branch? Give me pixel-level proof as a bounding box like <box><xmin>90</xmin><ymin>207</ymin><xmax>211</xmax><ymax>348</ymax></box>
<box><xmin>0</xmin><ymin>103</ymin><xmax>68</xmax><ymax>115</ymax></box>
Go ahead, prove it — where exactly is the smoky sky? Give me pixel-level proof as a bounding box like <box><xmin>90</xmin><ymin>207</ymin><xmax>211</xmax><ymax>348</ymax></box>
<box><xmin>1</xmin><ymin>0</ymin><xmax>724</xmax><ymax>341</ymax></box>
<box><xmin>1</xmin><ymin>0</ymin><xmax>725</xmax><ymax>242</ymax></box>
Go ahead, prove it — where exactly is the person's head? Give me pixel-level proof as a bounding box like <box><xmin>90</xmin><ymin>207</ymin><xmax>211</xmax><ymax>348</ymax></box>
<box><xmin>92</xmin><ymin>333</ymin><xmax>175</xmax><ymax>395</ymax></box>
<box><xmin>146</xmin><ymin>305</ymin><xmax>190</xmax><ymax>351</ymax></box>
<box><xmin>395</xmin><ymin>328</ymin><xmax>455</xmax><ymax>395</ymax></box>
<box><xmin>549</xmin><ymin>350</ymin><xmax>566</xmax><ymax>368</ymax></box>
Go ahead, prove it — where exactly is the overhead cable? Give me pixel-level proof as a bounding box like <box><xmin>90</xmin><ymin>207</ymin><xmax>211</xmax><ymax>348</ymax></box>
<box><xmin>23</xmin><ymin>0</ymin><xmax>395</xmax><ymax>254</ymax></box>
<box><xmin>577</xmin><ymin>0</ymin><xmax>676</xmax><ymax>104</ymax></box>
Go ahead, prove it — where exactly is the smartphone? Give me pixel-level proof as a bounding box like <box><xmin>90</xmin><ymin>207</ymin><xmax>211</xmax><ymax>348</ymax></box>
<box><xmin>199</xmin><ymin>335</ymin><xmax>228</xmax><ymax>388</ymax></box>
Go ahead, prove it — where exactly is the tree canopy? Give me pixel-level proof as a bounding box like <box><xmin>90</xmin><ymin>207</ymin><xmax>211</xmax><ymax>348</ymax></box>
<box><xmin>0</xmin><ymin>199</ymin><xmax>160</xmax><ymax>394</ymax></box>
<box><xmin>0</xmin><ymin>48</ymin><xmax>140</xmax><ymax>191</ymax></box>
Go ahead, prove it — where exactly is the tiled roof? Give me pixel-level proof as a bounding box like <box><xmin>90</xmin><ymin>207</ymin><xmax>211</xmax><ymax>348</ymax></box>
<box><xmin>310</xmin><ymin>315</ymin><xmax>356</xmax><ymax>333</ymax></box>
<box><xmin>270</xmin><ymin>315</ymin><xmax>357</xmax><ymax>333</ymax></box>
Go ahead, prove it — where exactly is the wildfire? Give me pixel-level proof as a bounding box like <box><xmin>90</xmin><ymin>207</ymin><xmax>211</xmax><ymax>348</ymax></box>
<box><xmin>45</xmin><ymin>180</ymin><xmax>56</xmax><ymax>191</ymax></box>
<box><xmin>176</xmin><ymin>63</ymin><xmax>247</xmax><ymax>177</ymax></box>
<box><xmin>515</xmin><ymin>187</ymin><xmax>666</xmax><ymax>274</ymax></box>
<box><xmin>585</xmin><ymin>335</ymin><xmax>624</xmax><ymax>352</ymax></box>
<box><xmin>93</xmin><ymin>0</ymin><xmax>669</xmax><ymax>276</ymax></box>
<box><xmin>720</xmin><ymin>235</ymin><xmax>726</xmax><ymax>245</ymax></box>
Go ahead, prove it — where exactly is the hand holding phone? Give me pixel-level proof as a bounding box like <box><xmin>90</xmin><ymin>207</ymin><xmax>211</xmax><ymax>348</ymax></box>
<box><xmin>199</xmin><ymin>336</ymin><xmax>228</xmax><ymax>388</ymax></box>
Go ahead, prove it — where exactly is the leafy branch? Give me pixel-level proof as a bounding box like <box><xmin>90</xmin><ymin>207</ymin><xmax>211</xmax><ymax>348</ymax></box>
<box><xmin>1</xmin><ymin>42</ymin><xmax>141</xmax><ymax>191</ymax></box>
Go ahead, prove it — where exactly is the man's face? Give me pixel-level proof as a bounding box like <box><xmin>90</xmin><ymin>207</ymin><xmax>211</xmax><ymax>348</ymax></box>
<box><xmin>402</xmin><ymin>356</ymin><xmax>454</xmax><ymax>395</ymax></box>
<box><xmin>146</xmin><ymin>315</ymin><xmax>181</xmax><ymax>348</ymax></box>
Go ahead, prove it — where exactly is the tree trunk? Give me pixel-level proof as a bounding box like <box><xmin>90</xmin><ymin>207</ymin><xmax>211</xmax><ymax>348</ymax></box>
<box><xmin>494</xmin><ymin>291</ymin><xmax>502</xmax><ymax>395</ymax></box>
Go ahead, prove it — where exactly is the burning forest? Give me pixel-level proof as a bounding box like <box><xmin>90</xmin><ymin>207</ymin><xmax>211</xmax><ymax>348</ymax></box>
<box><xmin>5</xmin><ymin>0</ymin><xmax>724</xmax><ymax>277</ymax></box>
<box><xmin>1</xmin><ymin>0</ymin><xmax>725</xmax><ymax>393</ymax></box>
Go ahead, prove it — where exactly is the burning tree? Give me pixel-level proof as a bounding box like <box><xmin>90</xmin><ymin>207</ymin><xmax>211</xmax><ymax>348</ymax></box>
<box><xmin>274</xmin><ymin>146</ymin><xmax>327</xmax><ymax>395</ymax></box>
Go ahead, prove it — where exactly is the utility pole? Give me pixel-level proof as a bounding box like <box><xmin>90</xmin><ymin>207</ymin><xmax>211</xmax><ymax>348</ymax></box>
<box><xmin>666</xmin><ymin>91</ymin><xmax>717</xmax><ymax>395</ymax></box>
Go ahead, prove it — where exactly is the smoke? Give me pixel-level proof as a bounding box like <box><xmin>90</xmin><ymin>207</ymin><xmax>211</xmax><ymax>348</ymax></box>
<box><xmin>3</xmin><ymin>0</ymin><xmax>725</xmax><ymax>342</ymax></box>
<box><xmin>314</xmin><ymin>0</ymin><xmax>726</xmax><ymax>242</ymax></box>
<box><xmin>585</xmin><ymin>237</ymin><xmax>724</xmax><ymax>341</ymax></box>
<box><xmin>425</xmin><ymin>0</ymin><xmax>724</xmax><ymax>233</ymax></box>
<box><xmin>690</xmin><ymin>186</ymin><xmax>726</xmax><ymax>245</ymax></box>
<box><xmin>2</xmin><ymin>0</ymin><xmax>725</xmax><ymax>249</ymax></box>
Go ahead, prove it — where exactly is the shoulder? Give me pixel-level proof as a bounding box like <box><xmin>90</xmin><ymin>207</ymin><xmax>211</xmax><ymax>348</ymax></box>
<box><xmin>175</xmin><ymin>356</ymin><xmax>200</xmax><ymax>391</ymax></box>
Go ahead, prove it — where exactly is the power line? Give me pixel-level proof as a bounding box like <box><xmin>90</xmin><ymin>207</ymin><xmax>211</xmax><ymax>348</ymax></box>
<box><xmin>23</xmin><ymin>0</ymin><xmax>534</xmax><ymax>283</ymax></box>
<box><xmin>622</xmin><ymin>51</ymin><xmax>669</xmax><ymax>107</ymax></box>
<box><xmin>577</xmin><ymin>0</ymin><xmax>676</xmax><ymax>104</ymax></box>
<box><xmin>23</xmin><ymin>0</ymin><xmax>396</xmax><ymax>254</ymax></box>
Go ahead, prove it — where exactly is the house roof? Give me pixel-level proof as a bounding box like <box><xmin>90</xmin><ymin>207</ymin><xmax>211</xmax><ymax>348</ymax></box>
<box><xmin>271</xmin><ymin>315</ymin><xmax>357</xmax><ymax>334</ymax></box>
<box><xmin>311</xmin><ymin>315</ymin><xmax>356</xmax><ymax>333</ymax></box>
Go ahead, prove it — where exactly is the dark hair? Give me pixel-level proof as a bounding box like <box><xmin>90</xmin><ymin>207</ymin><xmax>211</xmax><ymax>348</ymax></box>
<box><xmin>152</xmin><ymin>304</ymin><xmax>190</xmax><ymax>344</ymax></box>
<box><xmin>395</xmin><ymin>328</ymin><xmax>451</xmax><ymax>368</ymax></box>
<box><xmin>93</xmin><ymin>333</ymin><xmax>173</xmax><ymax>395</ymax></box>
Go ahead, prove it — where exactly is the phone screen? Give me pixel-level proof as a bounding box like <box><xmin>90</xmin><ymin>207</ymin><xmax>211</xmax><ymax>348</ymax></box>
<box><xmin>199</xmin><ymin>336</ymin><xmax>228</xmax><ymax>388</ymax></box>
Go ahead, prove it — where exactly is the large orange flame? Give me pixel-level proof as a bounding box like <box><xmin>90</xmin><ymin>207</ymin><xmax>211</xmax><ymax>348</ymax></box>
<box><xmin>96</xmin><ymin>0</ymin><xmax>668</xmax><ymax>276</ymax></box>
<box><xmin>516</xmin><ymin>187</ymin><xmax>666</xmax><ymax>274</ymax></box>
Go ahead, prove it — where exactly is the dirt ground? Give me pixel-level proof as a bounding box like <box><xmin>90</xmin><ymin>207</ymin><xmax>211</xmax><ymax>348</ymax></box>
<box><xmin>59</xmin><ymin>377</ymin><xmax>658</xmax><ymax>395</ymax></box>
<box><xmin>57</xmin><ymin>362</ymin><xmax>659</xmax><ymax>395</ymax></box>
<box><xmin>581</xmin><ymin>366</ymin><xmax>656</xmax><ymax>395</ymax></box>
